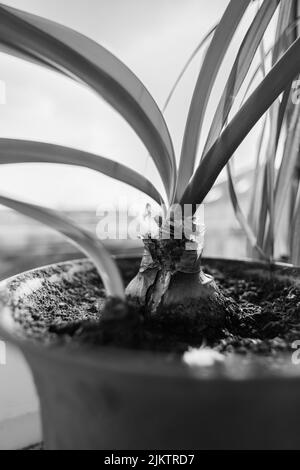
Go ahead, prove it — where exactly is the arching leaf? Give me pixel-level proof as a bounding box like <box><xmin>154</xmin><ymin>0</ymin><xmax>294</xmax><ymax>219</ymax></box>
<box><xmin>181</xmin><ymin>36</ymin><xmax>300</xmax><ymax>207</ymax></box>
<box><xmin>0</xmin><ymin>139</ymin><xmax>163</xmax><ymax>206</ymax></box>
<box><xmin>0</xmin><ymin>4</ymin><xmax>177</xmax><ymax>202</ymax></box>
<box><xmin>0</xmin><ymin>194</ymin><xmax>125</xmax><ymax>299</ymax></box>
<box><xmin>176</xmin><ymin>0</ymin><xmax>251</xmax><ymax>201</ymax></box>
<box><xmin>203</xmin><ymin>0</ymin><xmax>280</xmax><ymax>156</ymax></box>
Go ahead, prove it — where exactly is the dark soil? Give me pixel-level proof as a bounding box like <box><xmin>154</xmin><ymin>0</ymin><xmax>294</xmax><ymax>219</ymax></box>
<box><xmin>9</xmin><ymin>258</ymin><xmax>300</xmax><ymax>359</ymax></box>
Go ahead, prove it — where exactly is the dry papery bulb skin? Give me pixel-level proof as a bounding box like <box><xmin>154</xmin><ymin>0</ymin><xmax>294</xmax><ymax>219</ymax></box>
<box><xmin>126</xmin><ymin>213</ymin><xmax>238</xmax><ymax>329</ymax></box>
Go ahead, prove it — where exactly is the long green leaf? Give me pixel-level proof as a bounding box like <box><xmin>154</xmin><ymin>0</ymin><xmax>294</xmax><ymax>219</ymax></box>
<box><xmin>255</xmin><ymin>165</ymin><xmax>269</xmax><ymax>249</ymax></box>
<box><xmin>176</xmin><ymin>0</ymin><xmax>251</xmax><ymax>201</ymax></box>
<box><xmin>291</xmin><ymin>181</ymin><xmax>300</xmax><ymax>264</ymax></box>
<box><xmin>180</xmin><ymin>36</ymin><xmax>300</xmax><ymax>207</ymax></box>
<box><xmin>0</xmin><ymin>195</ymin><xmax>125</xmax><ymax>299</ymax></box>
<box><xmin>259</xmin><ymin>83</ymin><xmax>294</xmax><ymax>254</ymax></box>
<box><xmin>0</xmin><ymin>4</ymin><xmax>177</xmax><ymax>203</ymax></box>
<box><xmin>245</xmin><ymin>18</ymin><xmax>300</xmax><ymax>256</ymax></box>
<box><xmin>262</xmin><ymin>106</ymin><xmax>278</xmax><ymax>258</ymax></box>
<box><xmin>259</xmin><ymin>0</ymin><xmax>296</xmax><ymax>255</ymax></box>
<box><xmin>203</xmin><ymin>0</ymin><xmax>279</xmax><ymax>156</ymax></box>
<box><xmin>162</xmin><ymin>23</ymin><xmax>218</xmax><ymax>113</ymax></box>
<box><xmin>274</xmin><ymin>105</ymin><xmax>300</xmax><ymax>230</ymax></box>
<box><xmin>144</xmin><ymin>23</ymin><xmax>217</xmax><ymax>208</ymax></box>
<box><xmin>272</xmin><ymin>0</ymin><xmax>294</xmax><ymax>64</ymax></box>
<box><xmin>0</xmin><ymin>139</ymin><xmax>163</xmax><ymax>206</ymax></box>
<box><xmin>297</xmin><ymin>0</ymin><xmax>300</xmax><ymax>37</ymax></box>
<box><xmin>227</xmin><ymin>90</ymin><xmax>269</xmax><ymax>261</ymax></box>
<box><xmin>247</xmin><ymin>116</ymin><xmax>268</xmax><ymax>234</ymax></box>
<box><xmin>276</xmin><ymin>83</ymin><xmax>293</xmax><ymax>143</ymax></box>
<box><xmin>239</xmin><ymin>17</ymin><xmax>300</xmax><ymax>106</ymax></box>
<box><xmin>226</xmin><ymin>162</ymin><xmax>267</xmax><ymax>260</ymax></box>
<box><xmin>257</xmin><ymin>0</ymin><xmax>267</xmax><ymax>79</ymax></box>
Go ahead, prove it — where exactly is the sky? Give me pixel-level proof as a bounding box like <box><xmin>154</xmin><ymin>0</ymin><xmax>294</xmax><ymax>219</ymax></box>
<box><xmin>0</xmin><ymin>0</ymin><xmax>265</xmax><ymax>210</ymax></box>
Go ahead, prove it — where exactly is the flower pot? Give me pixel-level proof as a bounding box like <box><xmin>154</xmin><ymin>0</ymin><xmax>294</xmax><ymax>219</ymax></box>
<box><xmin>0</xmin><ymin>256</ymin><xmax>300</xmax><ymax>450</ymax></box>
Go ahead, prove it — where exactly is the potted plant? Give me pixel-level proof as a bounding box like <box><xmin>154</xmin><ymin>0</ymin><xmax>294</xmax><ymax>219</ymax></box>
<box><xmin>0</xmin><ymin>1</ymin><xmax>300</xmax><ymax>449</ymax></box>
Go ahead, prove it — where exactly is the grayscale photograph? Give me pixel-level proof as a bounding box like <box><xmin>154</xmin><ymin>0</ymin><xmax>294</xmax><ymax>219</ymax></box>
<box><xmin>0</xmin><ymin>0</ymin><xmax>299</xmax><ymax>452</ymax></box>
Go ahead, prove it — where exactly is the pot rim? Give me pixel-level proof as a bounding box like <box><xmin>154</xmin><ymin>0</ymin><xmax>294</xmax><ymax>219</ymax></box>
<box><xmin>0</xmin><ymin>256</ymin><xmax>300</xmax><ymax>383</ymax></box>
